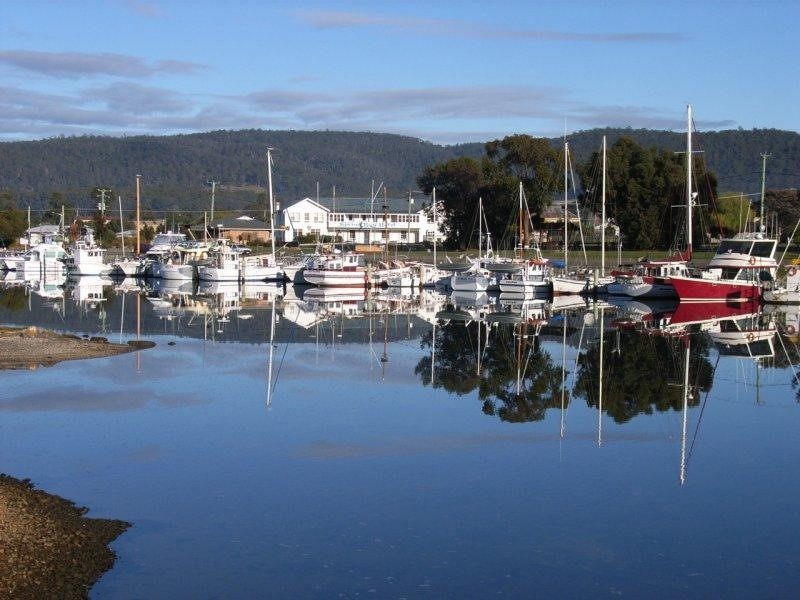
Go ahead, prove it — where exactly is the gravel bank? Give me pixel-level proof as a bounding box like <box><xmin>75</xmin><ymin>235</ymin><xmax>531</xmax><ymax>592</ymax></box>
<box><xmin>0</xmin><ymin>326</ymin><xmax>154</xmax><ymax>370</ymax></box>
<box><xmin>0</xmin><ymin>474</ymin><xmax>130</xmax><ymax>598</ymax></box>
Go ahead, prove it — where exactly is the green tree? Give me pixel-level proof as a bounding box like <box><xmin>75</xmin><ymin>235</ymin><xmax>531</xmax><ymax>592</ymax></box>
<box><xmin>417</xmin><ymin>156</ymin><xmax>484</xmax><ymax>249</ymax></box>
<box><xmin>0</xmin><ymin>191</ymin><xmax>26</xmax><ymax>247</ymax></box>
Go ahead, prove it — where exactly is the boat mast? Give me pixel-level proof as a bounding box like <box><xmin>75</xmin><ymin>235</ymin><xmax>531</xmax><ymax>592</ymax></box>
<box><xmin>601</xmin><ymin>136</ymin><xmax>607</xmax><ymax>277</ymax></box>
<box><xmin>118</xmin><ymin>195</ymin><xmax>125</xmax><ymax>256</ymax></box>
<box><xmin>680</xmin><ymin>336</ymin><xmax>690</xmax><ymax>485</ymax></box>
<box><xmin>432</xmin><ymin>187</ymin><xmax>437</xmax><ymax>268</ymax></box>
<box><xmin>759</xmin><ymin>153</ymin><xmax>769</xmax><ymax>236</ymax></box>
<box><xmin>685</xmin><ymin>105</ymin><xmax>693</xmax><ymax>259</ymax></box>
<box><xmin>267</xmin><ymin>148</ymin><xmax>276</xmax><ymax>257</ymax></box>
<box><xmin>478</xmin><ymin>196</ymin><xmax>483</xmax><ymax>259</ymax></box>
<box><xmin>135</xmin><ymin>174</ymin><xmax>141</xmax><ymax>256</ymax></box>
<box><xmin>564</xmin><ymin>140</ymin><xmax>569</xmax><ymax>270</ymax></box>
<box><xmin>519</xmin><ymin>181</ymin><xmax>524</xmax><ymax>259</ymax></box>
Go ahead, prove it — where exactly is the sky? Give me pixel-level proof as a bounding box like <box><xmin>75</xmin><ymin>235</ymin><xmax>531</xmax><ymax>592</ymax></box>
<box><xmin>0</xmin><ymin>0</ymin><xmax>797</xmax><ymax>144</ymax></box>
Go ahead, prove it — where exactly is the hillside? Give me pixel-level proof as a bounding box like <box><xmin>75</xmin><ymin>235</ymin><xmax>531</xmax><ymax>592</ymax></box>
<box><xmin>0</xmin><ymin>128</ymin><xmax>797</xmax><ymax>214</ymax></box>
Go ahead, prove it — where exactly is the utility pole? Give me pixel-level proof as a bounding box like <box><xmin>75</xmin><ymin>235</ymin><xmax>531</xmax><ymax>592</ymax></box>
<box><xmin>759</xmin><ymin>153</ymin><xmax>770</xmax><ymax>235</ymax></box>
<box><xmin>207</xmin><ymin>180</ymin><xmax>217</xmax><ymax>223</ymax></box>
<box><xmin>97</xmin><ymin>188</ymin><xmax>111</xmax><ymax>217</ymax></box>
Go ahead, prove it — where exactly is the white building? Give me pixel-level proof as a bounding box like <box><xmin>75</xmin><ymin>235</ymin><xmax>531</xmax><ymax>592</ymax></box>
<box><xmin>279</xmin><ymin>196</ymin><xmax>444</xmax><ymax>245</ymax></box>
<box><xmin>20</xmin><ymin>224</ymin><xmax>61</xmax><ymax>246</ymax></box>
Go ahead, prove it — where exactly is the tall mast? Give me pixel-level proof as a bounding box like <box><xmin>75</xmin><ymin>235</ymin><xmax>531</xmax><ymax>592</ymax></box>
<box><xmin>432</xmin><ymin>187</ymin><xmax>437</xmax><ymax>267</ymax></box>
<box><xmin>601</xmin><ymin>136</ymin><xmax>607</xmax><ymax>277</ymax></box>
<box><xmin>478</xmin><ymin>196</ymin><xmax>483</xmax><ymax>259</ymax></box>
<box><xmin>519</xmin><ymin>181</ymin><xmax>524</xmax><ymax>258</ymax></box>
<box><xmin>118</xmin><ymin>195</ymin><xmax>125</xmax><ymax>256</ymax></box>
<box><xmin>759</xmin><ymin>153</ymin><xmax>769</xmax><ymax>235</ymax></box>
<box><xmin>685</xmin><ymin>105</ymin><xmax>693</xmax><ymax>259</ymax></box>
<box><xmin>564</xmin><ymin>140</ymin><xmax>569</xmax><ymax>270</ymax></box>
<box><xmin>267</xmin><ymin>148</ymin><xmax>276</xmax><ymax>257</ymax></box>
<box><xmin>680</xmin><ymin>336</ymin><xmax>690</xmax><ymax>485</ymax></box>
<box><xmin>135</xmin><ymin>174</ymin><xmax>141</xmax><ymax>255</ymax></box>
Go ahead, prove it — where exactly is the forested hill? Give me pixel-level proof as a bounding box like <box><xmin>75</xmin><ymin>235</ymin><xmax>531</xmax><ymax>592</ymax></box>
<box><xmin>0</xmin><ymin>128</ymin><xmax>797</xmax><ymax>212</ymax></box>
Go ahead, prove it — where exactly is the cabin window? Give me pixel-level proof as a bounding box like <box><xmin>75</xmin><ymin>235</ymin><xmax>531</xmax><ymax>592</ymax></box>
<box><xmin>716</xmin><ymin>241</ymin><xmax>751</xmax><ymax>255</ymax></box>
<box><xmin>751</xmin><ymin>241</ymin><xmax>774</xmax><ymax>258</ymax></box>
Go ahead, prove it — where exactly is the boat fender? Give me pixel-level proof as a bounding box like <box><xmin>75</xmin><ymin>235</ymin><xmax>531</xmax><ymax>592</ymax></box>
<box><xmin>746</xmin><ymin>332</ymin><xmax>755</xmax><ymax>343</ymax></box>
<box><xmin>787</xmin><ymin>325</ymin><xmax>796</xmax><ymax>335</ymax></box>
<box><xmin>788</xmin><ymin>266</ymin><xmax>797</xmax><ymax>277</ymax></box>
<box><xmin>748</xmin><ymin>256</ymin><xmax>756</xmax><ymax>265</ymax></box>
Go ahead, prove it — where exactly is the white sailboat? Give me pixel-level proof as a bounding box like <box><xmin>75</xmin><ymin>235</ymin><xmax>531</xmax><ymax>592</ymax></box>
<box><xmin>551</xmin><ymin>140</ymin><xmax>589</xmax><ymax>295</ymax></box>
<box><xmin>450</xmin><ymin>197</ymin><xmax>493</xmax><ymax>292</ymax></box>
<box><xmin>497</xmin><ymin>182</ymin><xmax>550</xmax><ymax>295</ymax></box>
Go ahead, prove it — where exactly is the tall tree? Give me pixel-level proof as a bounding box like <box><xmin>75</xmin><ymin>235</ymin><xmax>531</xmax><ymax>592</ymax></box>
<box><xmin>417</xmin><ymin>156</ymin><xmax>484</xmax><ymax>249</ymax></box>
<box><xmin>0</xmin><ymin>191</ymin><xmax>26</xmax><ymax>247</ymax></box>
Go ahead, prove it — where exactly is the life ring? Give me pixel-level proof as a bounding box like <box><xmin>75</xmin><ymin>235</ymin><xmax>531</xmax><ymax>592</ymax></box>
<box><xmin>748</xmin><ymin>256</ymin><xmax>756</xmax><ymax>266</ymax></box>
<box><xmin>788</xmin><ymin>266</ymin><xmax>797</xmax><ymax>277</ymax></box>
<box><xmin>787</xmin><ymin>325</ymin><xmax>796</xmax><ymax>335</ymax></box>
<box><xmin>746</xmin><ymin>332</ymin><xmax>755</xmax><ymax>343</ymax></box>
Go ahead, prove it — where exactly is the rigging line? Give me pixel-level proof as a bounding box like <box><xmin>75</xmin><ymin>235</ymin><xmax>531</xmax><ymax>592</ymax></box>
<box><xmin>686</xmin><ymin>354</ymin><xmax>720</xmax><ymax>466</ymax></box>
<box><xmin>774</xmin><ymin>326</ymin><xmax>800</xmax><ymax>390</ymax></box>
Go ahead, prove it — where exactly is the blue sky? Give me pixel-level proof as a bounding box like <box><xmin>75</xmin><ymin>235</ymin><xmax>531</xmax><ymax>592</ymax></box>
<box><xmin>0</xmin><ymin>0</ymin><xmax>796</xmax><ymax>143</ymax></box>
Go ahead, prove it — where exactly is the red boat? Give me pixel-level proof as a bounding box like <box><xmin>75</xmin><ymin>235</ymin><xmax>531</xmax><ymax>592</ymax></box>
<box><xmin>669</xmin><ymin>234</ymin><xmax>778</xmax><ymax>303</ymax></box>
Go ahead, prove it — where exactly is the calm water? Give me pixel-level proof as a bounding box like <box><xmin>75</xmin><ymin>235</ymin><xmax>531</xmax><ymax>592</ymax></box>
<box><xmin>1</xmin><ymin>277</ymin><xmax>799</xmax><ymax>598</ymax></box>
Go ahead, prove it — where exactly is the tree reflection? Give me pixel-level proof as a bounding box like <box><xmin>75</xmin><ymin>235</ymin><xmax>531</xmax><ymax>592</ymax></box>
<box><xmin>416</xmin><ymin>321</ymin><xmax>567</xmax><ymax>423</ymax></box>
<box><xmin>573</xmin><ymin>330</ymin><xmax>714</xmax><ymax>424</ymax></box>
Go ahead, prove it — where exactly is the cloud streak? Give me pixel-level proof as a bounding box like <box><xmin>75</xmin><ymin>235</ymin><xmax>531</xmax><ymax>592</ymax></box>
<box><xmin>294</xmin><ymin>10</ymin><xmax>688</xmax><ymax>43</ymax></box>
<box><xmin>0</xmin><ymin>82</ymin><xmax>735</xmax><ymax>143</ymax></box>
<box><xmin>0</xmin><ymin>49</ymin><xmax>205</xmax><ymax>78</ymax></box>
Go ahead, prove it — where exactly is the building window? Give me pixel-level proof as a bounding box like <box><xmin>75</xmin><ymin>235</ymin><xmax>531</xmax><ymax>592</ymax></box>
<box><xmin>400</xmin><ymin>231</ymin><xmax>407</xmax><ymax>240</ymax></box>
<box><xmin>304</xmin><ymin>213</ymin><xmax>310</xmax><ymax>222</ymax></box>
<box><xmin>349</xmin><ymin>231</ymin><xmax>356</xmax><ymax>240</ymax></box>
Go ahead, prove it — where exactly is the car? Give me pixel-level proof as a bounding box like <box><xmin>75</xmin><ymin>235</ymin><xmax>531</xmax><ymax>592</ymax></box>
<box><xmin>231</xmin><ymin>244</ymin><xmax>252</xmax><ymax>255</ymax></box>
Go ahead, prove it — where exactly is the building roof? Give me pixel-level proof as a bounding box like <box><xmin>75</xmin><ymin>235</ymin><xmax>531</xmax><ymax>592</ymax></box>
<box><xmin>210</xmin><ymin>215</ymin><xmax>271</xmax><ymax>230</ymax></box>
<box><xmin>284</xmin><ymin>196</ymin><xmax>430</xmax><ymax>215</ymax></box>
<box><xmin>25</xmin><ymin>224</ymin><xmax>61</xmax><ymax>234</ymax></box>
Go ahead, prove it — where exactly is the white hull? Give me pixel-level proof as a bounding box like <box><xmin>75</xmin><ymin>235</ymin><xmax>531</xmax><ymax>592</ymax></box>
<box><xmin>620</xmin><ymin>281</ymin><xmax>677</xmax><ymax>299</ymax></box>
<box><xmin>241</xmin><ymin>264</ymin><xmax>282</xmax><ymax>281</ymax></box>
<box><xmin>303</xmin><ymin>269</ymin><xmax>367</xmax><ymax>287</ymax></box>
<box><xmin>152</xmin><ymin>263</ymin><xmax>195</xmax><ymax>280</ymax></box>
<box><xmin>67</xmin><ymin>263</ymin><xmax>112</xmax><ymax>276</ymax></box>
<box><xmin>551</xmin><ymin>276</ymin><xmax>588</xmax><ymax>295</ymax></box>
<box><xmin>111</xmin><ymin>259</ymin><xmax>142</xmax><ymax>277</ymax></box>
<box><xmin>198</xmin><ymin>265</ymin><xmax>240</xmax><ymax>282</ymax></box>
<box><xmin>450</xmin><ymin>271</ymin><xmax>490</xmax><ymax>292</ymax></box>
<box><xmin>763</xmin><ymin>288</ymin><xmax>800</xmax><ymax>304</ymax></box>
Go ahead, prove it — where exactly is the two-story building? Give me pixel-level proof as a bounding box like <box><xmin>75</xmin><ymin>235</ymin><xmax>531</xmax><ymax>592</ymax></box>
<box><xmin>279</xmin><ymin>196</ymin><xmax>443</xmax><ymax>245</ymax></box>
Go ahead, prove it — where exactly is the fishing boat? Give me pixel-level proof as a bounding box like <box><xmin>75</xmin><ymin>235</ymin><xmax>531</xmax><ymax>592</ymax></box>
<box><xmin>7</xmin><ymin>242</ymin><xmax>68</xmax><ymax>275</ymax></box>
<box><xmin>669</xmin><ymin>234</ymin><xmax>778</xmax><ymax>302</ymax></box>
<box><xmin>303</xmin><ymin>252</ymin><xmax>367</xmax><ymax>287</ymax></box>
<box><xmin>151</xmin><ymin>241</ymin><xmax>211</xmax><ymax>280</ymax></box>
<box><xmin>64</xmin><ymin>237</ymin><xmax>111</xmax><ymax>276</ymax></box>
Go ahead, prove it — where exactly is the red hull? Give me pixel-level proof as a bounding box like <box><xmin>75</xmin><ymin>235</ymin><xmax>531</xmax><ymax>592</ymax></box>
<box><xmin>668</xmin><ymin>276</ymin><xmax>760</xmax><ymax>303</ymax></box>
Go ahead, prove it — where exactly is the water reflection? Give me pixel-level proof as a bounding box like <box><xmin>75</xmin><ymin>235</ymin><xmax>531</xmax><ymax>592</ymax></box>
<box><xmin>1</xmin><ymin>278</ymin><xmax>797</xmax><ymax>416</ymax></box>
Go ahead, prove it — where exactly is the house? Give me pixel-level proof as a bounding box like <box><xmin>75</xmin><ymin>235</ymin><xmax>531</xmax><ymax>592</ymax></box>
<box><xmin>19</xmin><ymin>224</ymin><xmax>61</xmax><ymax>246</ymax></box>
<box><xmin>279</xmin><ymin>196</ymin><xmax>444</xmax><ymax>245</ymax></box>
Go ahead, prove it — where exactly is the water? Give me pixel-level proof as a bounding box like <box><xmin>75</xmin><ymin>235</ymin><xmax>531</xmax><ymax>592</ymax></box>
<box><xmin>1</xmin><ymin>278</ymin><xmax>799</xmax><ymax>597</ymax></box>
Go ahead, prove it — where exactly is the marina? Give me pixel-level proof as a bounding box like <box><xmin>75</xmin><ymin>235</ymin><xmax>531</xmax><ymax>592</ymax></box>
<box><xmin>1</xmin><ymin>277</ymin><xmax>798</xmax><ymax>596</ymax></box>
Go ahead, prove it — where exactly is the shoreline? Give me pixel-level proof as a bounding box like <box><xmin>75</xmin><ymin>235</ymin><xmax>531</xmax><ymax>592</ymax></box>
<box><xmin>0</xmin><ymin>474</ymin><xmax>130</xmax><ymax>598</ymax></box>
<box><xmin>0</xmin><ymin>326</ymin><xmax>154</xmax><ymax>370</ymax></box>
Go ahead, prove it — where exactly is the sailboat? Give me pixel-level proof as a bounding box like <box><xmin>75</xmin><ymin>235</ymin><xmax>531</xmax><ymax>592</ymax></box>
<box><xmin>614</xmin><ymin>105</ymin><xmax>695</xmax><ymax>299</ymax></box>
<box><xmin>496</xmin><ymin>182</ymin><xmax>551</xmax><ymax>295</ymax></box>
<box><xmin>551</xmin><ymin>140</ymin><xmax>589</xmax><ymax>295</ymax></box>
<box><xmin>450</xmin><ymin>197</ymin><xmax>494</xmax><ymax>292</ymax></box>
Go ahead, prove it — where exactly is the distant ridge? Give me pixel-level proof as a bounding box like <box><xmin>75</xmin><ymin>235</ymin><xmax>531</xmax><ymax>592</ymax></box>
<box><xmin>0</xmin><ymin>128</ymin><xmax>797</xmax><ymax>212</ymax></box>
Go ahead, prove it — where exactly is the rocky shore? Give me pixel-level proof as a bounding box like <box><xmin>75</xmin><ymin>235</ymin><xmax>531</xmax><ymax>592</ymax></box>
<box><xmin>0</xmin><ymin>326</ymin><xmax>154</xmax><ymax>370</ymax></box>
<box><xmin>0</xmin><ymin>474</ymin><xmax>130</xmax><ymax>598</ymax></box>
